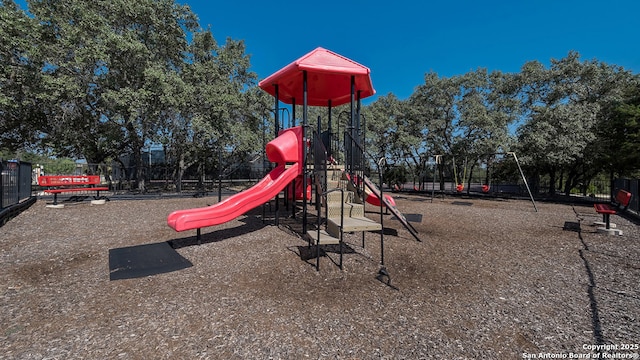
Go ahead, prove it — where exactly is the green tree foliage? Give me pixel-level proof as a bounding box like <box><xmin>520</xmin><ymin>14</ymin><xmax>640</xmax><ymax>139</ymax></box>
<box><xmin>163</xmin><ymin>30</ymin><xmax>261</xmax><ymax>191</ymax></box>
<box><xmin>454</xmin><ymin>69</ymin><xmax>518</xmax><ymax>189</ymax></box>
<box><xmin>24</xmin><ymin>0</ymin><xmax>201</xmax><ymax>188</ymax></box>
<box><xmin>408</xmin><ymin>73</ymin><xmax>459</xmax><ymax>189</ymax></box>
<box><xmin>596</xmin><ymin>84</ymin><xmax>640</xmax><ymax>178</ymax></box>
<box><xmin>0</xmin><ymin>0</ymin><xmax>47</xmax><ymax>150</ymax></box>
<box><xmin>364</xmin><ymin>93</ymin><xmax>426</xmax><ymax>186</ymax></box>
<box><xmin>407</xmin><ymin>69</ymin><xmax>519</xmax><ymax>191</ymax></box>
<box><xmin>515</xmin><ymin>52</ymin><xmax>637</xmax><ymax>194</ymax></box>
<box><xmin>2</xmin><ymin>0</ymin><xmax>638</xmax><ymax>197</ymax></box>
<box><xmin>2</xmin><ymin>0</ymin><xmax>259</xmax><ymax>192</ymax></box>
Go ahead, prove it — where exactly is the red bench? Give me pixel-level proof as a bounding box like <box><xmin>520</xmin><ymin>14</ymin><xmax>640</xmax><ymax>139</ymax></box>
<box><xmin>593</xmin><ymin>189</ymin><xmax>632</xmax><ymax>232</ymax></box>
<box><xmin>38</xmin><ymin>175</ymin><xmax>109</xmax><ymax>206</ymax></box>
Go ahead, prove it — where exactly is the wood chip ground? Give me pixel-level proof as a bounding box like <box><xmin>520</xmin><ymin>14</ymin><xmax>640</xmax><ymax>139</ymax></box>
<box><xmin>1</xmin><ymin>193</ymin><xmax>638</xmax><ymax>359</ymax></box>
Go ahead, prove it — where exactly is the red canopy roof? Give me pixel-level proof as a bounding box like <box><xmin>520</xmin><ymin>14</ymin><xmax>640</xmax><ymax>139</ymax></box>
<box><xmin>258</xmin><ymin>47</ymin><xmax>375</xmax><ymax>107</ymax></box>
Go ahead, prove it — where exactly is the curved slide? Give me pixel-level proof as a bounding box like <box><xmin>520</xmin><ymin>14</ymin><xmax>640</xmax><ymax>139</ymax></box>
<box><xmin>168</xmin><ymin>126</ymin><xmax>303</xmax><ymax>232</ymax></box>
<box><xmin>167</xmin><ymin>164</ymin><xmax>299</xmax><ymax>232</ymax></box>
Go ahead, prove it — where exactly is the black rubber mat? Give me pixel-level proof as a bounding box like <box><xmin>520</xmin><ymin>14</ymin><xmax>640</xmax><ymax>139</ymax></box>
<box><xmin>109</xmin><ymin>242</ymin><xmax>193</xmax><ymax>281</ymax></box>
<box><xmin>391</xmin><ymin>213</ymin><xmax>423</xmax><ymax>223</ymax></box>
<box><xmin>563</xmin><ymin>221</ymin><xmax>582</xmax><ymax>232</ymax></box>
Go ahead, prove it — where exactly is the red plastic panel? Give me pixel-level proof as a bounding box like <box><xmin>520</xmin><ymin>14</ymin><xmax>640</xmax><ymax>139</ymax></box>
<box><xmin>44</xmin><ymin>187</ymin><xmax>109</xmax><ymax>194</ymax></box>
<box><xmin>615</xmin><ymin>190</ymin><xmax>632</xmax><ymax>207</ymax></box>
<box><xmin>366</xmin><ymin>192</ymin><xmax>396</xmax><ymax>207</ymax></box>
<box><xmin>259</xmin><ymin>47</ymin><xmax>375</xmax><ymax>107</ymax></box>
<box><xmin>266</xmin><ymin>126</ymin><xmax>301</xmax><ymax>164</ymax></box>
<box><xmin>167</xmin><ymin>127</ymin><xmax>304</xmax><ymax>232</ymax></box>
<box><xmin>594</xmin><ymin>204</ymin><xmax>616</xmax><ymax>214</ymax></box>
<box><xmin>38</xmin><ymin>175</ymin><xmax>101</xmax><ymax>187</ymax></box>
<box><xmin>167</xmin><ymin>164</ymin><xmax>300</xmax><ymax>232</ymax></box>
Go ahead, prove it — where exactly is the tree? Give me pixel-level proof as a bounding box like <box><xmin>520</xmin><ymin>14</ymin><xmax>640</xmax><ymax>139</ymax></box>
<box><xmin>516</xmin><ymin>52</ymin><xmax>636</xmax><ymax>195</ymax></box>
<box><xmin>455</xmin><ymin>69</ymin><xmax>518</xmax><ymax>191</ymax></box>
<box><xmin>596</xmin><ymin>83</ymin><xmax>640</xmax><ymax>179</ymax></box>
<box><xmin>149</xmin><ymin>28</ymin><xmax>261</xmax><ymax>192</ymax></box>
<box><xmin>409</xmin><ymin>72</ymin><xmax>460</xmax><ymax>190</ymax></box>
<box><xmin>364</xmin><ymin>94</ymin><xmax>427</xmax><ymax>187</ymax></box>
<box><xmin>0</xmin><ymin>1</ymin><xmax>47</xmax><ymax>151</ymax></box>
<box><xmin>27</xmin><ymin>0</ymin><xmax>199</xmax><ymax>189</ymax></box>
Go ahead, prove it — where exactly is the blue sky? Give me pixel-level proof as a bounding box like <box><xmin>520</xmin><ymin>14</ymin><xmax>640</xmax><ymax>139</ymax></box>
<box><xmin>14</xmin><ymin>0</ymin><xmax>640</xmax><ymax>104</ymax></box>
<box><xmin>183</xmin><ymin>0</ymin><xmax>639</xmax><ymax>103</ymax></box>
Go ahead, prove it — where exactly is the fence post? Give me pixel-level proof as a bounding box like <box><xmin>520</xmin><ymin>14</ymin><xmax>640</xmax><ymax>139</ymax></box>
<box><xmin>0</xmin><ymin>161</ymin><xmax>4</xmax><ymax>209</ymax></box>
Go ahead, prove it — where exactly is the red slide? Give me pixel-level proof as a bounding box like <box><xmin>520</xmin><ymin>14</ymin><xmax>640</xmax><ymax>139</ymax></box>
<box><xmin>167</xmin><ymin>126</ymin><xmax>303</xmax><ymax>232</ymax></box>
<box><xmin>167</xmin><ymin>164</ymin><xmax>299</xmax><ymax>232</ymax></box>
<box><xmin>365</xmin><ymin>190</ymin><xmax>396</xmax><ymax>207</ymax></box>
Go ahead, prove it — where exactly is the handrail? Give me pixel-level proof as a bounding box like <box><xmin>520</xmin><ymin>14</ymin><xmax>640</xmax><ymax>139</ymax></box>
<box><xmin>316</xmin><ymin>188</ymin><xmax>345</xmax><ymax>271</ymax></box>
<box><xmin>377</xmin><ymin>157</ymin><xmax>386</xmax><ymax>264</ymax></box>
<box><xmin>312</xmin><ymin>129</ymin><xmax>329</xmax><ymax>196</ymax></box>
<box><xmin>344</xmin><ymin>130</ymin><xmax>383</xmax><ymax>197</ymax></box>
<box><xmin>344</xmin><ymin>130</ymin><xmax>387</xmax><ymax>258</ymax></box>
<box><xmin>344</xmin><ymin>130</ymin><xmax>421</xmax><ymax>242</ymax></box>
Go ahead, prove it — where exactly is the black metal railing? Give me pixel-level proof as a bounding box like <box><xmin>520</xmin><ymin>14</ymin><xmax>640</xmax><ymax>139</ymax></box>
<box><xmin>1</xmin><ymin>160</ymin><xmax>34</xmax><ymax>226</ymax></box>
<box><xmin>313</xmin><ymin>130</ymin><xmax>329</xmax><ymax>211</ymax></box>
<box><xmin>316</xmin><ymin>188</ymin><xmax>345</xmax><ymax>271</ymax></box>
<box><xmin>1</xmin><ymin>160</ymin><xmax>32</xmax><ymax>209</ymax></box>
<box><xmin>344</xmin><ymin>130</ymin><xmax>377</xmax><ymax>197</ymax></box>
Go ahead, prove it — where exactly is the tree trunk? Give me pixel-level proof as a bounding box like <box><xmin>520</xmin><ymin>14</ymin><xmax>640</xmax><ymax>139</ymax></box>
<box><xmin>531</xmin><ymin>169</ymin><xmax>540</xmax><ymax>196</ymax></box>
<box><xmin>135</xmin><ymin>151</ymin><xmax>146</xmax><ymax>193</ymax></box>
<box><xmin>438</xmin><ymin>164</ymin><xmax>445</xmax><ymax>191</ymax></box>
<box><xmin>174</xmin><ymin>153</ymin><xmax>186</xmax><ymax>193</ymax></box>
<box><xmin>548</xmin><ymin>167</ymin><xmax>556</xmax><ymax>196</ymax></box>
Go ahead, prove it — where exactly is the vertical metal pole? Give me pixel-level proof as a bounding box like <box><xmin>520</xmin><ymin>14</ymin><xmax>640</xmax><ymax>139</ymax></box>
<box><xmin>218</xmin><ymin>147</ymin><xmax>222</xmax><ymax>202</ymax></box>
<box><xmin>274</xmin><ymin>85</ymin><xmax>280</xmax><ymax>225</ymax></box>
<box><xmin>302</xmin><ymin>71</ymin><xmax>308</xmax><ymax>234</ymax></box>
<box><xmin>291</xmin><ymin>98</ymin><xmax>296</xmax><ymax>127</ymax></box>
<box><xmin>262</xmin><ymin>116</ymin><xmax>267</xmax><ymax>222</ymax></box>
<box><xmin>0</xmin><ymin>162</ymin><xmax>3</xmax><ymax>209</ymax></box>
<box><xmin>291</xmin><ymin>98</ymin><xmax>297</xmax><ymax>219</ymax></box>
<box><xmin>356</xmin><ymin>90</ymin><xmax>362</xmax><ymax>144</ymax></box>
<box><xmin>274</xmin><ymin>85</ymin><xmax>279</xmax><ymax>137</ymax></box>
<box><xmin>378</xmin><ymin>158</ymin><xmax>386</xmax><ymax>265</ymax></box>
<box><xmin>349</xmin><ymin>76</ymin><xmax>355</xmax><ymax>176</ymax></box>
<box><xmin>510</xmin><ymin>152</ymin><xmax>538</xmax><ymax>212</ymax></box>
<box><xmin>327</xmin><ymin>100</ymin><xmax>332</xmax><ymax>159</ymax></box>
<box><xmin>316</xmin><ymin>115</ymin><xmax>322</xmax><ymax>211</ymax></box>
<box><xmin>356</xmin><ymin>90</ymin><xmax>364</xmax><ymax>199</ymax></box>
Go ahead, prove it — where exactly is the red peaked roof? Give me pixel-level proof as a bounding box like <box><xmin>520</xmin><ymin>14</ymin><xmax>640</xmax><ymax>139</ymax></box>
<box><xmin>258</xmin><ymin>47</ymin><xmax>375</xmax><ymax>107</ymax></box>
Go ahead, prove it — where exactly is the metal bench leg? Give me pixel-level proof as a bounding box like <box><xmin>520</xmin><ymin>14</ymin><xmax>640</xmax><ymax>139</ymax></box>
<box><xmin>604</xmin><ymin>214</ymin><xmax>611</xmax><ymax>229</ymax></box>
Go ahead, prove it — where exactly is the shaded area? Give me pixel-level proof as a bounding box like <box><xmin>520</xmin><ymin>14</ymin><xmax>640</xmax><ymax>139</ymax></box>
<box><xmin>296</xmin><ymin>243</ymin><xmax>357</xmax><ymax>261</ymax></box>
<box><xmin>109</xmin><ymin>242</ymin><xmax>193</xmax><ymax>281</ymax></box>
<box><xmin>169</xmin><ymin>213</ymin><xmax>267</xmax><ymax>249</ymax></box>
<box><xmin>295</xmin><ymin>243</ymin><xmax>357</xmax><ymax>269</ymax></box>
<box><xmin>0</xmin><ymin>196</ymin><xmax>36</xmax><ymax>227</ymax></box>
<box><xmin>571</xmin><ymin>206</ymin><xmax>604</xmax><ymax>346</ymax></box>
<box><xmin>562</xmin><ymin>221</ymin><xmax>581</xmax><ymax>232</ymax></box>
<box><xmin>391</xmin><ymin>213</ymin><xmax>423</xmax><ymax>223</ymax></box>
<box><xmin>451</xmin><ymin>201</ymin><xmax>474</xmax><ymax>206</ymax></box>
<box><xmin>373</xmin><ymin>227</ymin><xmax>399</xmax><ymax>236</ymax></box>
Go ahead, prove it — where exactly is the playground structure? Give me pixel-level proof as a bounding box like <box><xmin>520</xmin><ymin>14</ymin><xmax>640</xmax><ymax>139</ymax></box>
<box><xmin>167</xmin><ymin>47</ymin><xmax>419</xmax><ymax>271</ymax></box>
